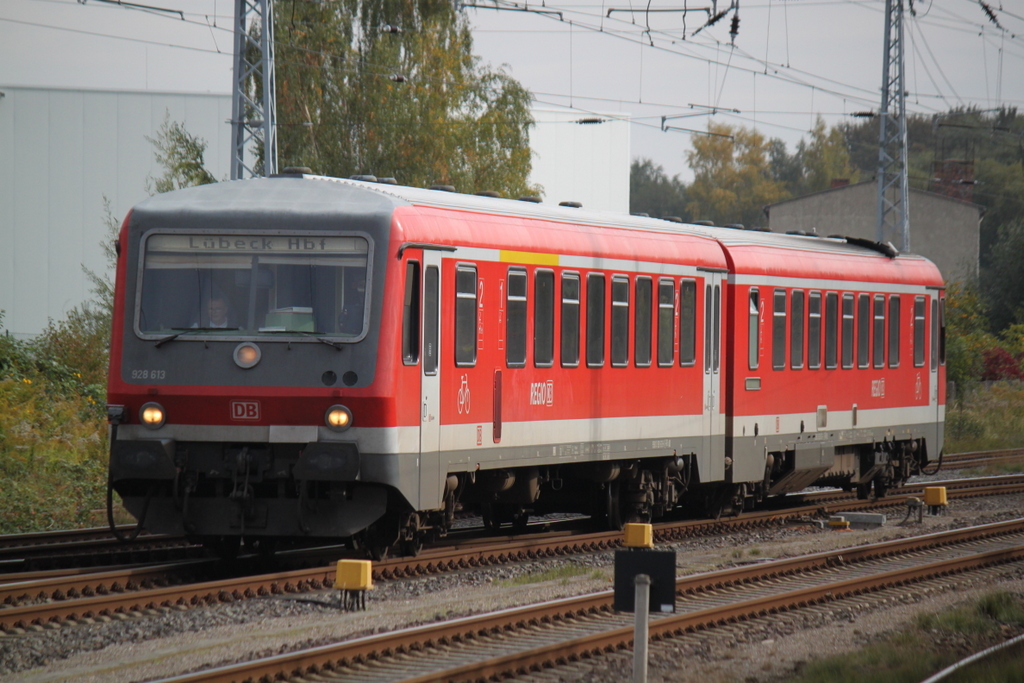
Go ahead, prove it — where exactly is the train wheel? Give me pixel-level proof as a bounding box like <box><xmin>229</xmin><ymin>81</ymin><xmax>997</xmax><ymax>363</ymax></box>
<box><xmin>368</xmin><ymin>543</ymin><xmax>390</xmax><ymax>562</ymax></box>
<box><xmin>400</xmin><ymin>534</ymin><xmax>423</xmax><ymax>557</ymax></box>
<box><xmin>855</xmin><ymin>483</ymin><xmax>872</xmax><ymax>500</ymax></box>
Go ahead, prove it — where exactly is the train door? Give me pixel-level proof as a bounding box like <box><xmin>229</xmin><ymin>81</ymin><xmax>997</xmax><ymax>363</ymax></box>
<box><xmin>419</xmin><ymin>251</ymin><xmax>442</xmax><ymax>504</ymax></box>
<box><xmin>702</xmin><ymin>272</ymin><xmax>725</xmax><ymax>473</ymax></box>
<box><xmin>929</xmin><ymin>292</ymin><xmax>944</xmax><ymax>432</ymax></box>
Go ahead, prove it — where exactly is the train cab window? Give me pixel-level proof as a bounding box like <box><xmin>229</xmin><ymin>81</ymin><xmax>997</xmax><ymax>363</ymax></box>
<box><xmin>888</xmin><ymin>295</ymin><xmax>901</xmax><ymax>368</ymax></box>
<box><xmin>931</xmin><ymin>298</ymin><xmax>939</xmax><ymax>371</ymax></box>
<box><xmin>534</xmin><ymin>270</ymin><xmax>555</xmax><ymax>368</ymax></box>
<box><xmin>561</xmin><ymin>274</ymin><xmax>581</xmax><ymax>367</ymax></box>
<box><xmin>857</xmin><ymin>293</ymin><xmax>871</xmax><ymax>369</ymax></box>
<box><xmin>679</xmin><ymin>279</ymin><xmax>697</xmax><ymax>366</ymax></box>
<box><xmin>611</xmin><ymin>276</ymin><xmax>630</xmax><ymax>367</ymax></box>
<box><xmin>657</xmin><ymin>279</ymin><xmax>675</xmax><ymax>367</ymax></box>
<box><xmin>586</xmin><ymin>274</ymin><xmax>606</xmax><ymax>367</ymax></box>
<box><xmin>506</xmin><ymin>269</ymin><xmax>527</xmax><ymax>368</ymax></box>
<box><xmin>455</xmin><ymin>265</ymin><xmax>477</xmax><ymax>367</ymax></box>
<box><xmin>825</xmin><ymin>292</ymin><xmax>839</xmax><ymax>369</ymax></box>
<box><xmin>748</xmin><ymin>289</ymin><xmax>760</xmax><ymax>371</ymax></box>
<box><xmin>402</xmin><ymin>261</ymin><xmax>421</xmax><ymax>365</ymax></box>
<box><xmin>841</xmin><ymin>293</ymin><xmax>855</xmax><ymax>369</ymax></box>
<box><xmin>808</xmin><ymin>291</ymin><xmax>822</xmax><ymax>370</ymax></box>
<box><xmin>873</xmin><ymin>295</ymin><xmax>886</xmax><ymax>368</ymax></box>
<box><xmin>634</xmin><ymin>277</ymin><xmax>652</xmax><ymax>367</ymax></box>
<box><xmin>790</xmin><ymin>290</ymin><xmax>805</xmax><ymax>370</ymax></box>
<box><xmin>423</xmin><ymin>266</ymin><xmax>439</xmax><ymax>374</ymax></box>
<box><xmin>136</xmin><ymin>233</ymin><xmax>370</xmax><ymax>340</ymax></box>
<box><xmin>772</xmin><ymin>289</ymin><xmax>787</xmax><ymax>371</ymax></box>
<box><xmin>914</xmin><ymin>296</ymin><xmax>926</xmax><ymax>367</ymax></box>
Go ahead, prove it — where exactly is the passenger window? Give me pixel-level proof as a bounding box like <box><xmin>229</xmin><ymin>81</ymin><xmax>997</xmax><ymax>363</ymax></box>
<box><xmin>611</xmin><ymin>276</ymin><xmax>629</xmax><ymax>367</ymax></box>
<box><xmin>748</xmin><ymin>289</ymin><xmax>760</xmax><ymax>371</ymax></box>
<box><xmin>401</xmin><ymin>261</ymin><xmax>420</xmax><ymax>365</ymax></box>
<box><xmin>679</xmin><ymin>279</ymin><xmax>696</xmax><ymax>366</ymax></box>
<box><xmin>873</xmin><ymin>295</ymin><xmax>885</xmax><ymax>368</ymax></box>
<box><xmin>808</xmin><ymin>291</ymin><xmax>821</xmax><ymax>370</ymax></box>
<box><xmin>506</xmin><ymin>269</ymin><xmax>527</xmax><ymax>368</ymax></box>
<box><xmin>657</xmin><ymin>279</ymin><xmax>675</xmax><ymax>367</ymax></box>
<box><xmin>841</xmin><ymin>293</ymin><xmax>855</xmax><ymax>369</ymax></box>
<box><xmin>454</xmin><ymin>265</ymin><xmax>477</xmax><ymax>367</ymax></box>
<box><xmin>857</xmin><ymin>293</ymin><xmax>870</xmax><ymax>369</ymax></box>
<box><xmin>914</xmin><ymin>296</ymin><xmax>926</xmax><ymax>367</ymax></box>
<box><xmin>790</xmin><ymin>290</ymin><xmax>805</xmax><ymax>370</ymax></box>
<box><xmin>888</xmin><ymin>295</ymin><xmax>901</xmax><ymax>368</ymax></box>
<box><xmin>561</xmin><ymin>273</ymin><xmax>580</xmax><ymax>367</ymax></box>
<box><xmin>825</xmin><ymin>292</ymin><xmax>838</xmax><ymax>370</ymax></box>
<box><xmin>634</xmin><ymin>277</ymin><xmax>652</xmax><ymax>368</ymax></box>
<box><xmin>534</xmin><ymin>270</ymin><xmax>554</xmax><ymax>367</ymax></box>
<box><xmin>772</xmin><ymin>289</ymin><xmax>787</xmax><ymax>371</ymax></box>
<box><xmin>586</xmin><ymin>274</ymin><xmax>606</xmax><ymax>367</ymax></box>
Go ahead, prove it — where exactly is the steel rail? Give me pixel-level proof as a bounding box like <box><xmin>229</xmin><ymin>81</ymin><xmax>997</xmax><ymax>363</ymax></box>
<box><xmin>147</xmin><ymin>518</ymin><xmax>1024</xmax><ymax>683</ymax></box>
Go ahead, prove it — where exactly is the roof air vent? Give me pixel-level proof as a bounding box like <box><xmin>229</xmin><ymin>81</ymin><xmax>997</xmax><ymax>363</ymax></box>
<box><xmin>377</xmin><ymin>177</ymin><xmax>398</xmax><ymax>185</ymax></box>
<box><xmin>693</xmin><ymin>220</ymin><xmax>715</xmax><ymax>226</ymax></box>
<box><xmin>430</xmin><ymin>184</ymin><xmax>456</xmax><ymax>192</ymax></box>
<box><xmin>559</xmin><ymin>201</ymin><xmax>582</xmax><ymax>208</ymax></box>
<box><xmin>518</xmin><ymin>196</ymin><xmax>542</xmax><ymax>203</ymax></box>
<box><xmin>724</xmin><ymin>223</ymin><xmax>745</xmax><ymax>230</ymax></box>
<box><xmin>662</xmin><ymin>216</ymin><xmax>682</xmax><ymax>223</ymax></box>
<box><xmin>275</xmin><ymin>167</ymin><xmax>312</xmax><ymax>176</ymax></box>
<box><xmin>631</xmin><ymin>212</ymin><xmax>650</xmax><ymax>218</ymax></box>
<box><xmin>475</xmin><ymin>190</ymin><xmax>501</xmax><ymax>198</ymax></box>
<box><xmin>351</xmin><ymin>174</ymin><xmax>377</xmax><ymax>182</ymax></box>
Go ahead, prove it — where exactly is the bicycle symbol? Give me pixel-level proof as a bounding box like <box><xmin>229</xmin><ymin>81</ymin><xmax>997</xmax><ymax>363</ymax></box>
<box><xmin>457</xmin><ymin>375</ymin><xmax>471</xmax><ymax>414</ymax></box>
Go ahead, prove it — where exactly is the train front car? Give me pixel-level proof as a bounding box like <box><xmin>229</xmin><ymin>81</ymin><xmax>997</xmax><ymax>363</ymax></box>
<box><xmin>106</xmin><ymin>175</ymin><xmax>403</xmax><ymax>556</ymax></box>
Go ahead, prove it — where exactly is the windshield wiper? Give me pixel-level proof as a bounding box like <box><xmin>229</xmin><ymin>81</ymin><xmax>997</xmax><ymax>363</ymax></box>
<box><xmin>155</xmin><ymin>327</ymin><xmax>240</xmax><ymax>348</ymax></box>
<box><xmin>257</xmin><ymin>328</ymin><xmax>346</xmax><ymax>350</ymax></box>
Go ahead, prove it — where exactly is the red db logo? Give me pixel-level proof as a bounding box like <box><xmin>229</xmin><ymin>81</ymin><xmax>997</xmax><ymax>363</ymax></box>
<box><xmin>230</xmin><ymin>401</ymin><xmax>260</xmax><ymax>420</ymax></box>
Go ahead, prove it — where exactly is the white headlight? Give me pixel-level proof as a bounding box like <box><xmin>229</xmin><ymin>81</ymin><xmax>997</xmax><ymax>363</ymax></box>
<box><xmin>325</xmin><ymin>404</ymin><xmax>353</xmax><ymax>431</ymax></box>
<box><xmin>140</xmin><ymin>402</ymin><xmax>166</xmax><ymax>429</ymax></box>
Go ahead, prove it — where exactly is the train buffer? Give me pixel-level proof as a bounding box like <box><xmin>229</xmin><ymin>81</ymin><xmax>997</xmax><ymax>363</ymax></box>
<box><xmin>336</xmin><ymin>560</ymin><xmax>373</xmax><ymax>611</ymax></box>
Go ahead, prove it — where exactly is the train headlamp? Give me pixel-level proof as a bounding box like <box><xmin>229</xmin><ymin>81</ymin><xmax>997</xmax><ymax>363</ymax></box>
<box><xmin>233</xmin><ymin>342</ymin><xmax>261</xmax><ymax>369</ymax></box>
<box><xmin>325</xmin><ymin>404</ymin><xmax>353</xmax><ymax>432</ymax></box>
<box><xmin>140</xmin><ymin>402</ymin><xmax>166</xmax><ymax>429</ymax></box>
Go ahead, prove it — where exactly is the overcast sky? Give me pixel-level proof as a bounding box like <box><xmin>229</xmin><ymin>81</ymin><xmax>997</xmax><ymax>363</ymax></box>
<box><xmin>3</xmin><ymin>0</ymin><xmax>1022</xmax><ymax>180</ymax></box>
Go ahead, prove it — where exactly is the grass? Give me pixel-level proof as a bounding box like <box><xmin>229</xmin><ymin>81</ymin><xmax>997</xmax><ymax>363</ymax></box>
<box><xmin>499</xmin><ymin>565</ymin><xmax>605</xmax><ymax>587</ymax></box>
<box><xmin>784</xmin><ymin>592</ymin><xmax>1024</xmax><ymax>683</ymax></box>
<box><xmin>945</xmin><ymin>382</ymin><xmax>1024</xmax><ymax>454</ymax></box>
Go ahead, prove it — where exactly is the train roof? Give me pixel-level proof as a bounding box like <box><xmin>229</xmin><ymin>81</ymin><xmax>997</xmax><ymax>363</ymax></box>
<box><xmin>130</xmin><ymin>174</ymin><xmax>944</xmax><ymax>286</ymax></box>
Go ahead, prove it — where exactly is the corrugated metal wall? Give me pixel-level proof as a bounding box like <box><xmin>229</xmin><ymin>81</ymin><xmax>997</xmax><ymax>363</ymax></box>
<box><xmin>0</xmin><ymin>87</ymin><xmax>232</xmax><ymax>338</ymax></box>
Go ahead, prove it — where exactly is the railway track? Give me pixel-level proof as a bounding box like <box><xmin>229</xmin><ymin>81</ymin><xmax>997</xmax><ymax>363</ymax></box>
<box><xmin>150</xmin><ymin>519</ymin><xmax>1024</xmax><ymax>683</ymax></box>
<box><xmin>0</xmin><ymin>447</ymin><xmax>1018</xmax><ymax>576</ymax></box>
<box><xmin>4</xmin><ymin>472</ymin><xmax>1024</xmax><ymax>635</ymax></box>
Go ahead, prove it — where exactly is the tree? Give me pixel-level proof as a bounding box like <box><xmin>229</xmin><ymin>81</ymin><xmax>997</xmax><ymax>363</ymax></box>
<box><xmin>686</xmin><ymin>122</ymin><xmax>790</xmax><ymax>228</ymax></box>
<box><xmin>274</xmin><ymin>0</ymin><xmax>536</xmax><ymax>197</ymax></box>
<box><xmin>629</xmin><ymin>158</ymin><xmax>689</xmax><ymax>220</ymax></box>
<box><xmin>146</xmin><ymin>115</ymin><xmax>218</xmax><ymax>194</ymax></box>
<box><xmin>799</xmin><ymin>116</ymin><xmax>860</xmax><ymax>193</ymax></box>
<box><xmin>982</xmin><ymin>219</ymin><xmax>1024</xmax><ymax>332</ymax></box>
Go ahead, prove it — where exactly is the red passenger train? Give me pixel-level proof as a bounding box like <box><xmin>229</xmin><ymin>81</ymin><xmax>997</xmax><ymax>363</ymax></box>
<box><xmin>106</xmin><ymin>172</ymin><xmax>945</xmax><ymax>557</ymax></box>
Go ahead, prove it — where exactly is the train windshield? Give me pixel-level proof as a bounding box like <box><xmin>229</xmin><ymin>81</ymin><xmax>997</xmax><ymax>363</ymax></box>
<box><xmin>136</xmin><ymin>233</ymin><xmax>370</xmax><ymax>339</ymax></box>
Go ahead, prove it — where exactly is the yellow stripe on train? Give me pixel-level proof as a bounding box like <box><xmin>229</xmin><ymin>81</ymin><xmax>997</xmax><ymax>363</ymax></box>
<box><xmin>499</xmin><ymin>249</ymin><xmax>560</xmax><ymax>266</ymax></box>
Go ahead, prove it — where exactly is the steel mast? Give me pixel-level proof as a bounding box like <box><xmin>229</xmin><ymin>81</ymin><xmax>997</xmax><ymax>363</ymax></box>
<box><xmin>877</xmin><ymin>0</ymin><xmax>909</xmax><ymax>251</ymax></box>
<box><xmin>231</xmin><ymin>0</ymin><xmax>277</xmax><ymax>179</ymax></box>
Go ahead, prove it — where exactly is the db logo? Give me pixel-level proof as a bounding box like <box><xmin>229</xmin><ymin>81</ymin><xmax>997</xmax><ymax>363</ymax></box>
<box><xmin>230</xmin><ymin>401</ymin><xmax>260</xmax><ymax>420</ymax></box>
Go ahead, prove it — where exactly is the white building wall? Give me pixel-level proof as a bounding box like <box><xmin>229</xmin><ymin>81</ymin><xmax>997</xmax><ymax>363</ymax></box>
<box><xmin>0</xmin><ymin>86</ymin><xmax>232</xmax><ymax>338</ymax></box>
